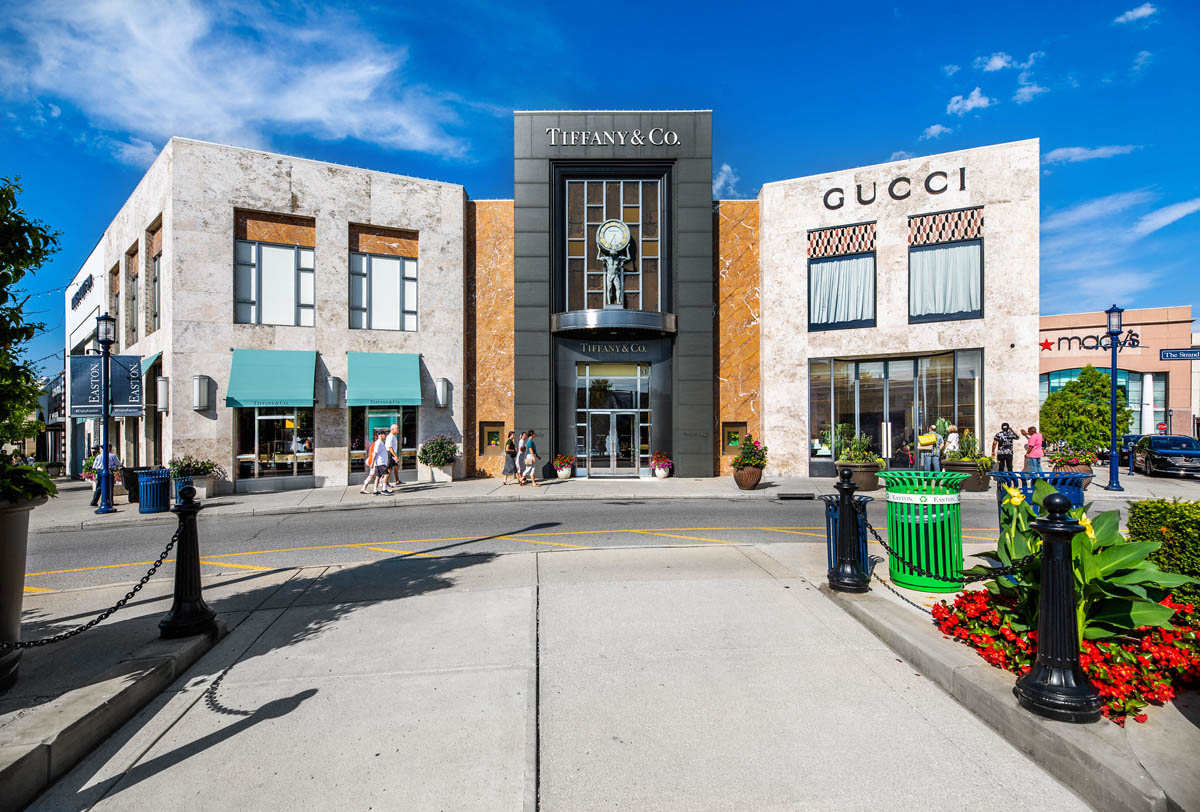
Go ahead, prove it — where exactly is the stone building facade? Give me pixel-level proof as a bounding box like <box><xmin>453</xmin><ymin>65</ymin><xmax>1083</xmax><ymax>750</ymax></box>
<box><xmin>65</xmin><ymin>116</ymin><xmax>1045</xmax><ymax>486</ymax></box>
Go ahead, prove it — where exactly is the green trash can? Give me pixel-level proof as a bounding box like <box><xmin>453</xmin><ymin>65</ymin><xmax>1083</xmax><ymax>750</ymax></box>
<box><xmin>876</xmin><ymin>471</ymin><xmax>970</xmax><ymax>593</ymax></box>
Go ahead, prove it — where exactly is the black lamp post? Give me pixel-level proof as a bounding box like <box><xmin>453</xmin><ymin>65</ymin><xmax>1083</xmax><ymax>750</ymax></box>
<box><xmin>95</xmin><ymin>312</ymin><xmax>117</xmax><ymax>514</ymax></box>
<box><xmin>1103</xmin><ymin>304</ymin><xmax>1123</xmax><ymax>492</ymax></box>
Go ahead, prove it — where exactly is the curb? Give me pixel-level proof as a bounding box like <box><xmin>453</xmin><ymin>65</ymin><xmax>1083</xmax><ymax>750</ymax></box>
<box><xmin>819</xmin><ymin>584</ymin><xmax>1171</xmax><ymax>812</ymax></box>
<box><xmin>0</xmin><ymin>621</ymin><xmax>227</xmax><ymax>812</ymax></box>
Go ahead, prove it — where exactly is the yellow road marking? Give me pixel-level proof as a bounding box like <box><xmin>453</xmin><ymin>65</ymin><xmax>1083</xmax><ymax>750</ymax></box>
<box><xmin>365</xmin><ymin>547</ymin><xmax>437</xmax><ymax>558</ymax></box>
<box><xmin>964</xmin><ymin>535</ymin><xmax>999</xmax><ymax>541</ymax></box>
<box><xmin>760</xmin><ymin>528</ymin><xmax>827</xmax><ymax>539</ymax></box>
<box><xmin>200</xmin><ymin>559</ymin><xmax>273</xmax><ymax>571</ymax></box>
<box><xmin>497</xmin><ymin>536</ymin><xmax>589</xmax><ymax>549</ymax></box>
<box><xmin>627</xmin><ymin>530</ymin><xmax>740</xmax><ymax>545</ymax></box>
<box><xmin>27</xmin><ymin>559</ymin><xmax>174</xmax><ymax>577</ymax></box>
<box><xmin>23</xmin><ymin>585</ymin><xmax>52</xmax><ymax>593</ymax></box>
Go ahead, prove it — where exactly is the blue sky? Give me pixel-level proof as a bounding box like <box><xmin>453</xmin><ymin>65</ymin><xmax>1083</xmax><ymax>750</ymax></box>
<box><xmin>2</xmin><ymin>0</ymin><xmax>1198</xmax><ymax>373</ymax></box>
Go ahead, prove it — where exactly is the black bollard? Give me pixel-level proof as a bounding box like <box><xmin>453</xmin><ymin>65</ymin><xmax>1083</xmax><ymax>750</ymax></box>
<box><xmin>828</xmin><ymin>468</ymin><xmax>870</xmax><ymax>593</ymax></box>
<box><xmin>1013</xmin><ymin>492</ymin><xmax>1102</xmax><ymax>723</ymax></box>
<box><xmin>159</xmin><ymin>486</ymin><xmax>217</xmax><ymax>639</ymax></box>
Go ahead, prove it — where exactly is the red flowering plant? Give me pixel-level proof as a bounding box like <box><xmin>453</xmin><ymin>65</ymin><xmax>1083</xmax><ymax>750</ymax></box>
<box><xmin>934</xmin><ymin>480</ymin><xmax>1198</xmax><ymax>724</ymax></box>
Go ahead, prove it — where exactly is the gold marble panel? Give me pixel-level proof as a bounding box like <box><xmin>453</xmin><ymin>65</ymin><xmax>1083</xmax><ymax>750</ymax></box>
<box><xmin>234</xmin><ymin>210</ymin><xmax>316</xmax><ymax>247</ymax></box>
<box><xmin>349</xmin><ymin>224</ymin><xmax>420</xmax><ymax>257</ymax></box>
<box><xmin>714</xmin><ymin>200</ymin><xmax>761</xmax><ymax>476</ymax></box>
<box><xmin>464</xmin><ymin>200</ymin><xmax>515</xmax><ymax>478</ymax></box>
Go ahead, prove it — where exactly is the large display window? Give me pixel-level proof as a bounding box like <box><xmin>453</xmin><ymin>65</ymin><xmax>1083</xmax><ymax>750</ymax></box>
<box><xmin>809</xmin><ymin>349</ymin><xmax>982</xmax><ymax>470</ymax></box>
<box><xmin>235</xmin><ymin>407</ymin><xmax>314</xmax><ymax>478</ymax></box>
<box><xmin>348</xmin><ymin>406</ymin><xmax>417</xmax><ymax>473</ymax></box>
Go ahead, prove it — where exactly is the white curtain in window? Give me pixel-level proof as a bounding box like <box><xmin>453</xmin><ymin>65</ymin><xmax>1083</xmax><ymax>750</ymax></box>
<box><xmin>910</xmin><ymin>241</ymin><xmax>981</xmax><ymax>318</ymax></box>
<box><xmin>810</xmin><ymin>254</ymin><xmax>875</xmax><ymax>326</ymax></box>
<box><xmin>369</xmin><ymin>256</ymin><xmax>402</xmax><ymax>331</ymax></box>
<box><xmin>259</xmin><ymin>245</ymin><xmax>297</xmax><ymax>325</ymax></box>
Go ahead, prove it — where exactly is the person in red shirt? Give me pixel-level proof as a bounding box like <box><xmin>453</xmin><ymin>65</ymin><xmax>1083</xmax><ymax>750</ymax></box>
<box><xmin>1021</xmin><ymin>426</ymin><xmax>1045</xmax><ymax>474</ymax></box>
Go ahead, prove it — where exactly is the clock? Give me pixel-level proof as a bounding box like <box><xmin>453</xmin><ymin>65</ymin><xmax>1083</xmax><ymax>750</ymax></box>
<box><xmin>596</xmin><ymin>219</ymin><xmax>631</xmax><ymax>253</ymax></box>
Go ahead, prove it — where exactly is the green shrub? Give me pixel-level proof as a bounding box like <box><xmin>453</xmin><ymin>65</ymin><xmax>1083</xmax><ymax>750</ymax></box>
<box><xmin>1128</xmin><ymin>499</ymin><xmax>1200</xmax><ymax>605</ymax></box>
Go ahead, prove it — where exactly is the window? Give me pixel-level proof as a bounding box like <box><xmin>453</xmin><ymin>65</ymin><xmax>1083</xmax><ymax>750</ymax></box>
<box><xmin>808</xmin><ymin>253</ymin><xmax>876</xmax><ymax>330</ymax></box>
<box><xmin>349</xmin><ymin>253</ymin><xmax>418</xmax><ymax>331</ymax></box>
<box><xmin>150</xmin><ymin>253</ymin><xmax>162</xmax><ymax>332</ymax></box>
<box><xmin>479</xmin><ymin>422</ymin><xmax>505</xmax><ymax>456</ymax></box>
<box><xmin>909</xmin><ymin>240</ymin><xmax>982</xmax><ymax>322</ymax></box>
<box><xmin>348</xmin><ymin>407</ymin><xmax>416</xmax><ymax>472</ymax></box>
<box><xmin>235</xmin><ymin>407</ymin><xmax>314</xmax><ymax>478</ymax></box>
<box><xmin>722</xmin><ymin>422</ymin><xmax>748</xmax><ymax>456</ymax></box>
<box><xmin>563</xmin><ymin>177</ymin><xmax>663</xmax><ymax>312</ymax></box>
<box><xmin>234</xmin><ymin>241</ymin><xmax>315</xmax><ymax>326</ymax></box>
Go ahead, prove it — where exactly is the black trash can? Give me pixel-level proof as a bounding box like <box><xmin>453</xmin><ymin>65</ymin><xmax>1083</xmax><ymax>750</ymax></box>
<box><xmin>138</xmin><ymin>469</ymin><xmax>170</xmax><ymax>514</ymax></box>
<box><xmin>122</xmin><ymin>467</ymin><xmax>140</xmax><ymax>504</ymax></box>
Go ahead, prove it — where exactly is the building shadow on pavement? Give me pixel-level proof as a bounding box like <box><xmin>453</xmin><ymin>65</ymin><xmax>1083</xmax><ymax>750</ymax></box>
<box><xmin>20</xmin><ymin>520</ymin><xmax>561</xmax><ymax>811</ymax></box>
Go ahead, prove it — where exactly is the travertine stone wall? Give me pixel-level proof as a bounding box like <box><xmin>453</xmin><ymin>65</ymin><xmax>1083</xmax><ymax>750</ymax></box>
<box><xmin>714</xmin><ymin>200</ymin><xmax>761</xmax><ymax>475</ymax></box>
<box><xmin>167</xmin><ymin>138</ymin><xmax>466</xmax><ymax>487</ymax></box>
<box><xmin>759</xmin><ymin>139</ymin><xmax>1041</xmax><ymax>476</ymax></box>
<box><xmin>464</xmin><ymin>200</ymin><xmax>515</xmax><ymax>477</ymax></box>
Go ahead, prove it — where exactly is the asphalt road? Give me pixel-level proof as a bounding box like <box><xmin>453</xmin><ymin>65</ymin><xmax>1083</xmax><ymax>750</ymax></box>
<box><xmin>25</xmin><ymin>498</ymin><xmax>1004</xmax><ymax>592</ymax></box>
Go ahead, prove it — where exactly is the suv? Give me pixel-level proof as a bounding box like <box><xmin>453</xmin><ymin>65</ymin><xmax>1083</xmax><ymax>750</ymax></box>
<box><xmin>1132</xmin><ymin>435</ymin><xmax>1200</xmax><ymax>477</ymax></box>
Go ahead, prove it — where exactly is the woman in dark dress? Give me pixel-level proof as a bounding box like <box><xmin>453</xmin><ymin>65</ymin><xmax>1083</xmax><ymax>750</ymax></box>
<box><xmin>502</xmin><ymin>431</ymin><xmax>518</xmax><ymax>484</ymax></box>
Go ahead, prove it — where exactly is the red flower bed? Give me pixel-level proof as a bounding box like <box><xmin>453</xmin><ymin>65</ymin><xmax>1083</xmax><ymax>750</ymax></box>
<box><xmin>933</xmin><ymin>590</ymin><xmax>1200</xmax><ymax>724</ymax></box>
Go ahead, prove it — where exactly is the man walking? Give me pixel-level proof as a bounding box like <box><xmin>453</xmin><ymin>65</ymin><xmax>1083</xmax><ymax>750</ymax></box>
<box><xmin>991</xmin><ymin>423</ymin><xmax>1019</xmax><ymax>472</ymax></box>
<box><xmin>385</xmin><ymin>423</ymin><xmax>402</xmax><ymax>490</ymax></box>
<box><xmin>1021</xmin><ymin>425</ymin><xmax>1045</xmax><ymax>474</ymax></box>
<box><xmin>360</xmin><ymin>430</ymin><xmax>392</xmax><ymax>495</ymax></box>
<box><xmin>89</xmin><ymin>444</ymin><xmax>121</xmax><ymax>506</ymax></box>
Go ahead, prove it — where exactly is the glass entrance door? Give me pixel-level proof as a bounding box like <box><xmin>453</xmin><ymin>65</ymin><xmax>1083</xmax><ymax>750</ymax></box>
<box><xmin>587</xmin><ymin>411</ymin><xmax>639</xmax><ymax>476</ymax></box>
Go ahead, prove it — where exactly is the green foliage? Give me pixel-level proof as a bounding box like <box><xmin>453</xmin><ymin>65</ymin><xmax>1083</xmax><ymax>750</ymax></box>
<box><xmin>819</xmin><ymin>423</ymin><xmax>853</xmax><ymax>460</ymax></box>
<box><xmin>417</xmin><ymin>434</ymin><xmax>459</xmax><ymax>467</ymax></box>
<box><xmin>837</xmin><ymin>432</ymin><xmax>883</xmax><ymax>465</ymax></box>
<box><xmin>731</xmin><ymin>434</ymin><xmax>767</xmax><ymax>468</ymax></box>
<box><xmin>1128</xmin><ymin>499</ymin><xmax>1200</xmax><ymax>606</ymax></box>
<box><xmin>967</xmin><ymin>479</ymin><xmax>1194</xmax><ymax>643</ymax></box>
<box><xmin>167</xmin><ymin>455</ymin><xmax>227</xmax><ymax>480</ymax></box>
<box><xmin>946</xmin><ymin>430</ymin><xmax>994</xmax><ymax>473</ymax></box>
<box><xmin>1039</xmin><ymin>365</ymin><xmax>1131</xmax><ymax>452</ymax></box>
<box><xmin>934</xmin><ymin>417</ymin><xmax>948</xmax><ymax>438</ymax></box>
<box><xmin>0</xmin><ymin>177</ymin><xmax>60</xmax><ymax>503</ymax></box>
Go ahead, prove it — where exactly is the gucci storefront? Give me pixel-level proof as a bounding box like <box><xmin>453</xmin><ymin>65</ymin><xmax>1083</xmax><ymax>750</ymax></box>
<box><xmin>514</xmin><ymin>112</ymin><xmax>713</xmax><ymax>478</ymax></box>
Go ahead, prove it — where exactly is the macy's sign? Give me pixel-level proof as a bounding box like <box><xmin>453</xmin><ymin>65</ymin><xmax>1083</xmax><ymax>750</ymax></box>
<box><xmin>1040</xmin><ymin>329</ymin><xmax>1141</xmax><ymax>352</ymax></box>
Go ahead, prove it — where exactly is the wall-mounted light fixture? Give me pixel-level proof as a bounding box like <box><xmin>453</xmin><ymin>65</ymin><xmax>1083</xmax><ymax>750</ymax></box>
<box><xmin>435</xmin><ymin>377</ymin><xmax>450</xmax><ymax>409</ymax></box>
<box><xmin>156</xmin><ymin>376</ymin><xmax>170</xmax><ymax>413</ymax></box>
<box><xmin>192</xmin><ymin>375</ymin><xmax>211</xmax><ymax>411</ymax></box>
<box><xmin>325</xmin><ymin>376</ymin><xmax>342</xmax><ymax>408</ymax></box>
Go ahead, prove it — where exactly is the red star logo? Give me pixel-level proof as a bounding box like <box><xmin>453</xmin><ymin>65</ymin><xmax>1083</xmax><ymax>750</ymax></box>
<box><xmin>1039</xmin><ymin>339</ymin><xmax>1054</xmax><ymax>351</ymax></box>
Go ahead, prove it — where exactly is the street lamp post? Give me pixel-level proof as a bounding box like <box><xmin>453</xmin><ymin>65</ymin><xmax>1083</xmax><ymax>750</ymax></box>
<box><xmin>1104</xmin><ymin>304</ymin><xmax>1124</xmax><ymax>492</ymax></box>
<box><xmin>95</xmin><ymin>313</ymin><xmax>117</xmax><ymax>514</ymax></box>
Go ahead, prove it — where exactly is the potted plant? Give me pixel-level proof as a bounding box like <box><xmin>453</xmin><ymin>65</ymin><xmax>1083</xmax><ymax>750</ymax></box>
<box><xmin>730</xmin><ymin>434</ymin><xmax>767</xmax><ymax>490</ymax></box>
<box><xmin>834</xmin><ymin>432</ymin><xmax>886</xmax><ymax>492</ymax></box>
<box><xmin>943</xmin><ymin>430</ymin><xmax>993</xmax><ymax>492</ymax></box>
<box><xmin>0</xmin><ymin>176</ymin><xmax>60</xmax><ymax>692</ymax></box>
<box><xmin>417</xmin><ymin>434</ymin><xmax>459</xmax><ymax>482</ymax></box>
<box><xmin>651</xmin><ymin>452</ymin><xmax>672</xmax><ymax>479</ymax></box>
<box><xmin>553</xmin><ymin>454</ymin><xmax>575</xmax><ymax>479</ymax></box>
<box><xmin>1048</xmin><ymin>448</ymin><xmax>1100</xmax><ymax>489</ymax></box>
<box><xmin>167</xmin><ymin>455</ymin><xmax>227</xmax><ymax>500</ymax></box>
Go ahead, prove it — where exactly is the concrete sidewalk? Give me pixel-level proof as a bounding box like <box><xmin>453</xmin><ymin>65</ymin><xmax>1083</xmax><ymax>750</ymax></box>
<box><xmin>31</xmin><ymin>469</ymin><xmax>1196</xmax><ymax>533</ymax></box>
<box><xmin>24</xmin><ymin>543</ymin><xmax>1090</xmax><ymax>811</ymax></box>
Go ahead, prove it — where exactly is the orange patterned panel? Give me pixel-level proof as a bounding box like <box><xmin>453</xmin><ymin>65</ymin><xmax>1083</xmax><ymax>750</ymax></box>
<box><xmin>349</xmin><ymin>224</ymin><xmax>420</xmax><ymax>257</ymax></box>
<box><xmin>714</xmin><ymin>200</ymin><xmax>761</xmax><ymax>476</ymax></box>
<box><xmin>234</xmin><ymin>210</ymin><xmax>316</xmax><ymax>246</ymax></box>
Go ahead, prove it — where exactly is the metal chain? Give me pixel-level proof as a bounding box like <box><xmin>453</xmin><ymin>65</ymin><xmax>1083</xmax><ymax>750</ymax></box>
<box><xmin>1</xmin><ymin>526</ymin><xmax>181</xmax><ymax>651</ymax></box>
<box><xmin>852</xmin><ymin>501</ymin><xmax>1035</xmax><ymax>585</ymax></box>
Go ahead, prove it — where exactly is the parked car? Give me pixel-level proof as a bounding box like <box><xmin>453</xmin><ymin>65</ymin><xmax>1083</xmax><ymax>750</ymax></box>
<box><xmin>1119</xmin><ymin>433</ymin><xmax>1144</xmax><ymax>465</ymax></box>
<box><xmin>1132</xmin><ymin>435</ymin><xmax>1200</xmax><ymax>476</ymax></box>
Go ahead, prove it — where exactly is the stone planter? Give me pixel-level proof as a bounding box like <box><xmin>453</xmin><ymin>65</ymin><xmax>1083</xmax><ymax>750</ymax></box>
<box><xmin>654</xmin><ymin>467</ymin><xmax>670</xmax><ymax>479</ymax></box>
<box><xmin>419</xmin><ymin>463</ymin><xmax>454</xmax><ymax>483</ymax></box>
<box><xmin>1</xmin><ymin>495</ymin><xmax>48</xmax><ymax>692</ymax></box>
<box><xmin>834</xmin><ymin>461</ymin><xmax>882</xmax><ymax>492</ymax></box>
<box><xmin>556</xmin><ymin>468</ymin><xmax>572</xmax><ymax>479</ymax></box>
<box><xmin>1053</xmin><ymin>463</ymin><xmax>1094</xmax><ymax>490</ymax></box>
<box><xmin>944</xmin><ymin>460</ymin><xmax>991</xmax><ymax>492</ymax></box>
<box><xmin>733</xmin><ymin>466</ymin><xmax>763</xmax><ymax>490</ymax></box>
<box><xmin>42</xmin><ymin>463</ymin><xmax>63</xmax><ymax>478</ymax></box>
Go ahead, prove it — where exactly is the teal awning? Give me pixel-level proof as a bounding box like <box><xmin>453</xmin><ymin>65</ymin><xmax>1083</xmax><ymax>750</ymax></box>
<box><xmin>225</xmin><ymin>349</ymin><xmax>316</xmax><ymax>408</ymax></box>
<box><xmin>346</xmin><ymin>352</ymin><xmax>422</xmax><ymax>407</ymax></box>
<box><xmin>140</xmin><ymin>352</ymin><xmax>162</xmax><ymax>377</ymax></box>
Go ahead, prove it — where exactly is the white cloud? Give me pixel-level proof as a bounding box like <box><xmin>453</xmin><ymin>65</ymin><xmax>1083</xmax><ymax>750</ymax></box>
<box><xmin>1044</xmin><ymin>271</ymin><xmax>1160</xmax><ymax>313</ymax></box>
<box><xmin>712</xmin><ymin>163</ymin><xmax>740</xmax><ymax>198</ymax></box>
<box><xmin>974</xmin><ymin>52</ymin><xmax>1013</xmax><ymax>72</ymax></box>
<box><xmin>1013</xmin><ymin>73</ymin><xmax>1049</xmax><ymax>103</ymax></box>
<box><xmin>1114</xmin><ymin>3</ymin><xmax>1157</xmax><ymax>23</ymax></box>
<box><xmin>1130</xmin><ymin>198</ymin><xmax>1200</xmax><ymax>238</ymax></box>
<box><xmin>1042</xmin><ymin>145</ymin><xmax>1139</xmax><ymax>164</ymax></box>
<box><xmin>0</xmin><ymin>0</ymin><xmax>475</xmax><ymax>165</ymax></box>
<box><xmin>1133</xmin><ymin>50</ymin><xmax>1153</xmax><ymax>71</ymax></box>
<box><xmin>109</xmin><ymin>136</ymin><xmax>160</xmax><ymax>168</ymax></box>
<box><xmin>919</xmin><ymin>124</ymin><xmax>951</xmax><ymax>140</ymax></box>
<box><xmin>1042</xmin><ymin>189</ymin><xmax>1155</xmax><ymax>233</ymax></box>
<box><xmin>942</xmin><ymin>64</ymin><xmax>960</xmax><ymax>76</ymax></box>
<box><xmin>946</xmin><ymin>88</ymin><xmax>993</xmax><ymax>116</ymax></box>
<box><xmin>889</xmin><ymin>150</ymin><xmax>915</xmax><ymax>161</ymax></box>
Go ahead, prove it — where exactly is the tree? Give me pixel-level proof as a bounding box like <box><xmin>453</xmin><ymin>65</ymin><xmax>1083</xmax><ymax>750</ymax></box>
<box><xmin>0</xmin><ymin>176</ymin><xmax>59</xmax><ymax>499</ymax></box>
<box><xmin>1039</xmin><ymin>365</ymin><xmax>1132</xmax><ymax>452</ymax></box>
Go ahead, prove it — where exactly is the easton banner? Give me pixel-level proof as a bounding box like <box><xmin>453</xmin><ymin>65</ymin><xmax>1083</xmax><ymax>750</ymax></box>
<box><xmin>68</xmin><ymin>356</ymin><xmax>103</xmax><ymax>418</ymax></box>
<box><xmin>110</xmin><ymin>355</ymin><xmax>144</xmax><ymax>417</ymax></box>
<box><xmin>886</xmin><ymin>492</ymin><xmax>960</xmax><ymax>506</ymax></box>
<box><xmin>69</xmin><ymin>355</ymin><xmax>144</xmax><ymax>417</ymax></box>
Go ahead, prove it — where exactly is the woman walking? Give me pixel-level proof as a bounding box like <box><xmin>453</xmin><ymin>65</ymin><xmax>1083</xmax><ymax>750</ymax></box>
<box><xmin>502</xmin><ymin>430</ymin><xmax>518</xmax><ymax>484</ymax></box>
<box><xmin>515</xmin><ymin>430</ymin><xmax>529</xmax><ymax>485</ymax></box>
<box><xmin>523</xmin><ymin>429</ymin><xmax>540</xmax><ymax>487</ymax></box>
